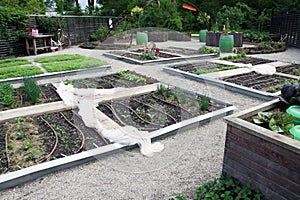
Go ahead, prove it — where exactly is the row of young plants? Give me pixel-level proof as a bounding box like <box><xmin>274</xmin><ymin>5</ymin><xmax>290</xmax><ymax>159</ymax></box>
<box><xmin>170</xmin><ymin>175</ymin><xmax>266</xmax><ymax>200</ymax></box>
<box><xmin>0</xmin><ymin>77</ymin><xmax>40</xmax><ymax>108</ymax></box>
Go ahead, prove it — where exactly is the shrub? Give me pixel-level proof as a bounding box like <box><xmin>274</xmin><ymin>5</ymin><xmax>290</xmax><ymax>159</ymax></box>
<box><xmin>0</xmin><ymin>83</ymin><xmax>15</xmax><ymax>106</ymax></box>
<box><xmin>23</xmin><ymin>77</ymin><xmax>40</xmax><ymax>104</ymax></box>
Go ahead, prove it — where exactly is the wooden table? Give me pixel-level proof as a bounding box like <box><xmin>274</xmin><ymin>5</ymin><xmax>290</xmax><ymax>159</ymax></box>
<box><xmin>24</xmin><ymin>34</ymin><xmax>53</xmax><ymax>55</ymax></box>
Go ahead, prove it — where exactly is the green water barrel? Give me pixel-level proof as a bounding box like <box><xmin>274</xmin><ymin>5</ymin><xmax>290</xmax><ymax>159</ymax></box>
<box><xmin>219</xmin><ymin>34</ymin><xmax>234</xmax><ymax>53</ymax></box>
<box><xmin>199</xmin><ymin>30</ymin><xmax>208</xmax><ymax>42</ymax></box>
<box><xmin>136</xmin><ymin>32</ymin><xmax>148</xmax><ymax>45</ymax></box>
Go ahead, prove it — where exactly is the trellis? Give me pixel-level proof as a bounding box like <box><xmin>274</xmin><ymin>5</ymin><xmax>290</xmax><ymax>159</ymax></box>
<box><xmin>270</xmin><ymin>13</ymin><xmax>300</xmax><ymax>48</ymax></box>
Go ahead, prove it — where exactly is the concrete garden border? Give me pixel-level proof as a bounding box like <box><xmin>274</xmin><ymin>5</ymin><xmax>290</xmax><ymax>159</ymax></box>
<box><xmin>223</xmin><ymin>99</ymin><xmax>300</xmax><ymax>200</ymax></box>
<box><xmin>0</xmin><ymin>81</ymin><xmax>235</xmax><ymax>191</ymax></box>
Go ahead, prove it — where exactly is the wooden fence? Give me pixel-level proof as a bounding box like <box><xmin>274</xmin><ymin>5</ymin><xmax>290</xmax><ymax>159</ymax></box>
<box><xmin>270</xmin><ymin>13</ymin><xmax>300</xmax><ymax>48</ymax></box>
<box><xmin>0</xmin><ymin>15</ymin><xmax>117</xmax><ymax>58</ymax></box>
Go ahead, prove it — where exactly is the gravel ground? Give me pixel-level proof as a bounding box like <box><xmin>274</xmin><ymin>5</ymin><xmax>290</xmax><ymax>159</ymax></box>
<box><xmin>1</xmin><ymin>39</ymin><xmax>299</xmax><ymax>200</ymax></box>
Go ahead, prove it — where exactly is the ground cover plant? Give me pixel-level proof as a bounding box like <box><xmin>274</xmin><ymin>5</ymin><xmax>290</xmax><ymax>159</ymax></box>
<box><xmin>34</xmin><ymin>54</ymin><xmax>108</xmax><ymax>72</ymax></box>
<box><xmin>0</xmin><ymin>58</ymin><xmax>43</xmax><ymax>80</ymax></box>
<box><xmin>169</xmin><ymin>175</ymin><xmax>266</xmax><ymax>200</ymax></box>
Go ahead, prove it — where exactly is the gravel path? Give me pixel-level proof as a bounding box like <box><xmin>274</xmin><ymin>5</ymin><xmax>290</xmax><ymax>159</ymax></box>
<box><xmin>1</xmin><ymin>40</ymin><xmax>299</xmax><ymax>199</ymax></box>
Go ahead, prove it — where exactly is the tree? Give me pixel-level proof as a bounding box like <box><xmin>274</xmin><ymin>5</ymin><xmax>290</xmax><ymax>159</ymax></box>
<box><xmin>141</xmin><ymin>0</ymin><xmax>182</xmax><ymax>31</ymax></box>
<box><xmin>0</xmin><ymin>0</ymin><xmax>46</xmax><ymax>14</ymax></box>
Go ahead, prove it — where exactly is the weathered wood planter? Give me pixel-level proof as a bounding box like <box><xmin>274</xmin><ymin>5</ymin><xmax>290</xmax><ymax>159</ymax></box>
<box><xmin>148</xmin><ymin>31</ymin><xmax>168</xmax><ymax>42</ymax></box>
<box><xmin>168</xmin><ymin>31</ymin><xmax>191</xmax><ymax>41</ymax></box>
<box><xmin>206</xmin><ymin>32</ymin><xmax>243</xmax><ymax>47</ymax></box>
<box><xmin>223</xmin><ymin>99</ymin><xmax>300</xmax><ymax>200</ymax></box>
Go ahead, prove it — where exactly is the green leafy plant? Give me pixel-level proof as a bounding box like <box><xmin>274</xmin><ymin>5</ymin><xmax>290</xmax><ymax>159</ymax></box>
<box><xmin>198</xmin><ymin>97</ymin><xmax>209</xmax><ymax>111</ymax></box>
<box><xmin>117</xmin><ymin>71</ymin><xmax>147</xmax><ymax>83</ymax></box>
<box><xmin>24</xmin><ymin>140</ymin><xmax>33</xmax><ymax>150</ymax></box>
<box><xmin>156</xmin><ymin>85</ymin><xmax>172</xmax><ymax>99</ymax></box>
<box><xmin>63</xmin><ymin>79</ymin><xmax>73</xmax><ymax>85</ymax></box>
<box><xmin>293</xmin><ymin>68</ymin><xmax>300</xmax><ymax>76</ymax></box>
<box><xmin>0</xmin><ymin>83</ymin><xmax>15</xmax><ymax>106</ymax></box>
<box><xmin>253</xmin><ymin>111</ymin><xmax>294</xmax><ymax>133</ymax></box>
<box><xmin>140</xmin><ymin>53</ymin><xmax>158</xmax><ymax>60</ymax></box>
<box><xmin>219</xmin><ymin>53</ymin><xmax>246</xmax><ymax>60</ymax></box>
<box><xmin>169</xmin><ymin>195</ymin><xmax>187</xmax><ymax>200</ymax></box>
<box><xmin>23</xmin><ymin>77</ymin><xmax>40</xmax><ymax>104</ymax></box>
<box><xmin>198</xmin><ymin>46</ymin><xmax>220</xmax><ymax>55</ymax></box>
<box><xmin>194</xmin><ymin>175</ymin><xmax>266</xmax><ymax>200</ymax></box>
<box><xmin>24</xmin><ymin>150</ymin><xmax>37</xmax><ymax>161</ymax></box>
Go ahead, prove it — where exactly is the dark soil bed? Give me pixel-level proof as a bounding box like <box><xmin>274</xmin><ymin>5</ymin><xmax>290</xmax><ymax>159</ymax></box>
<box><xmin>276</xmin><ymin>64</ymin><xmax>300</xmax><ymax>76</ymax></box>
<box><xmin>72</xmin><ymin>71</ymin><xmax>158</xmax><ymax>89</ymax></box>
<box><xmin>97</xmin><ymin>88</ymin><xmax>226</xmax><ymax>132</ymax></box>
<box><xmin>170</xmin><ymin>62</ymin><xmax>237</xmax><ymax>74</ymax></box>
<box><xmin>110</xmin><ymin>51</ymin><xmax>180</xmax><ymax>61</ymax></box>
<box><xmin>0</xmin><ymin>110</ymin><xmax>107</xmax><ymax>175</ymax></box>
<box><xmin>229</xmin><ymin>57</ymin><xmax>275</xmax><ymax>66</ymax></box>
<box><xmin>222</xmin><ymin>72</ymin><xmax>297</xmax><ymax>92</ymax></box>
<box><xmin>79</xmin><ymin>42</ymin><xmax>129</xmax><ymax>50</ymax></box>
<box><xmin>133</xmin><ymin>47</ymin><xmax>202</xmax><ymax>56</ymax></box>
<box><xmin>236</xmin><ymin>45</ymin><xmax>286</xmax><ymax>54</ymax></box>
<box><xmin>0</xmin><ymin>84</ymin><xmax>61</xmax><ymax>112</ymax></box>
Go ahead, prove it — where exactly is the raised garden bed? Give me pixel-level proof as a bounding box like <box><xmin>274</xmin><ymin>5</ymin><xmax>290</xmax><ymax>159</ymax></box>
<box><xmin>276</xmin><ymin>64</ymin><xmax>300</xmax><ymax>76</ymax></box>
<box><xmin>168</xmin><ymin>61</ymin><xmax>238</xmax><ymax>75</ymax></box>
<box><xmin>206</xmin><ymin>32</ymin><xmax>243</xmax><ymax>47</ymax></box>
<box><xmin>0</xmin><ymin>109</ymin><xmax>107</xmax><ymax>175</ymax></box>
<box><xmin>236</xmin><ymin>44</ymin><xmax>286</xmax><ymax>54</ymax></box>
<box><xmin>103</xmin><ymin>48</ymin><xmax>218</xmax><ymax>65</ymax></box>
<box><xmin>97</xmin><ymin>86</ymin><xmax>229</xmax><ymax>132</ymax></box>
<box><xmin>79</xmin><ymin>41</ymin><xmax>130</xmax><ymax>50</ymax></box>
<box><xmin>0</xmin><ymin>71</ymin><xmax>235</xmax><ymax>191</ymax></box>
<box><xmin>226</xmin><ymin>57</ymin><xmax>275</xmax><ymax>66</ymax></box>
<box><xmin>163</xmin><ymin>63</ymin><xmax>297</xmax><ymax>100</ymax></box>
<box><xmin>223</xmin><ymin>99</ymin><xmax>300</xmax><ymax>200</ymax></box>
<box><xmin>221</xmin><ymin>72</ymin><xmax>296</xmax><ymax>92</ymax></box>
<box><xmin>0</xmin><ymin>83</ymin><xmax>61</xmax><ymax>112</ymax></box>
<box><xmin>72</xmin><ymin>71</ymin><xmax>158</xmax><ymax>89</ymax></box>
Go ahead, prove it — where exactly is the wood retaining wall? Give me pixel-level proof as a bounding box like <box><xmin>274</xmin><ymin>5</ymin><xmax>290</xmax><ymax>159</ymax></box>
<box><xmin>223</xmin><ymin>100</ymin><xmax>300</xmax><ymax>200</ymax></box>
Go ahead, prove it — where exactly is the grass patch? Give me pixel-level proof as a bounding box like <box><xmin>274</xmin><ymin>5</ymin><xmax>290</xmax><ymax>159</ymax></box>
<box><xmin>194</xmin><ymin>66</ymin><xmax>238</xmax><ymax>75</ymax></box>
<box><xmin>0</xmin><ymin>66</ymin><xmax>43</xmax><ymax>80</ymax></box>
<box><xmin>35</xmin><ymin>54</ymin><xmax>108</xmax><ymax>72</ymax></box>
<box><xmin>0</xmin><ymin>58</ymin><xmax>31</xmax><ymax>68</ymax></box>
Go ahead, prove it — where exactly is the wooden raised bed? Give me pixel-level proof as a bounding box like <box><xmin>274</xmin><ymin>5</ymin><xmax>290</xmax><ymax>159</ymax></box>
<box><xmin>223</xmin><ymin>99</ymin><xmax>300</xmax><ymax>200</ymax></box>
<box><xmin>206</xmin><ymin>32</ymin><xmax>243</xmax><ymax>47</ymax></box>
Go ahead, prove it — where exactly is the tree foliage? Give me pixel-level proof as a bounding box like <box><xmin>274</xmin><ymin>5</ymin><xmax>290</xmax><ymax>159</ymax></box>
<box><xmin>0</xmin><ymin>0</ymin><xmax>46</xmax><ymax>14</ymax></box>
